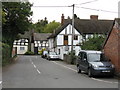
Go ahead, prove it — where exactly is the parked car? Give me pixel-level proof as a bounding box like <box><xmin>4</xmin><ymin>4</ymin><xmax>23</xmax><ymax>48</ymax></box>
<box><xmin>42</xmin><ymin>51</ymin><xmax>48</xmax><ymax>58</ymax></box>
<box><xmin>76</xmin><ymin>50</ymin><xmax>115</xmax><ymax>77</ymax></box>
<box><xmin>46</xmin><ymin>51</ymin><xmax>59</xmax><ymax>60</ymax></box>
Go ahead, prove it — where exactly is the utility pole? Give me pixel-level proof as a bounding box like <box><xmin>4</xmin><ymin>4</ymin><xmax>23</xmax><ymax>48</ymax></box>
<box><xmin>71</xmin><ymin>4</ymin><xmax>75</xmax><ymax>52</ymax></box>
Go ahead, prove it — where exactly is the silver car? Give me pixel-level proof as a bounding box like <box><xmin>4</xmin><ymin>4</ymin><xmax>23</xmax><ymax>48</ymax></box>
<box><xmin>47</xmin><ymin>52</ymin><xmax>59</xmax><ymax>60</ymax></box>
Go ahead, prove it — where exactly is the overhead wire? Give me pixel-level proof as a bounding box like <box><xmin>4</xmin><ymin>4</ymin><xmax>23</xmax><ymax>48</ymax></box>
<box><xmin>75</xmin><ymin>6</ymin><xmax>118</xmax><ymax>13</ymax></box>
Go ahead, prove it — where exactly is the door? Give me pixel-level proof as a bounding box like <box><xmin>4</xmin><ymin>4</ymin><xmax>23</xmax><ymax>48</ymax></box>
<box><xmin>34</xmin><ymin>47</ymin><xmax>38</xmax><ymax>55</ymax></box>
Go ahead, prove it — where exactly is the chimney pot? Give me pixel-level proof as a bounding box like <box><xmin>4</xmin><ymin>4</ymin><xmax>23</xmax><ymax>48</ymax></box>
<box><xmin>90</xmin><ymin>15</ymin><xmax>98</xmax><ymax>20</ymax></box>
<box><xmin>61</xmin><ymin>14</ymin><xmax>64</xmax><ymax>25</ymax></box>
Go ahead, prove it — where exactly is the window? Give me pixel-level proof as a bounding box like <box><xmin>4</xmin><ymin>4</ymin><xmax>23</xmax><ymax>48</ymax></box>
<box><xmin>64</xmin><ymin>35</ymin><xmax>68</xmax><ymax>45</ymax></box>
<box><xmin>74</xmin><ymin>35</ymin><xmax>78</xmax><ymax>40</ymax></box>
<box><xmin>83</xmin><ymin>53</ymin><xmax>87</xmax><ymax>60</ymax></box>
<box><xmin>64</xmin><ymin>35</ymin><xmax>68</xmax><ymax>40</ymax></box>
<box><xmin>20</xmin><ymin>47</ymin><xmax>25</xmax><ymax>50</ymax></box>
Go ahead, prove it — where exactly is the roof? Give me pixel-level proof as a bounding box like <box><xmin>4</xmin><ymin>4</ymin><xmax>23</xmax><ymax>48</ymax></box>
<box><xmin>48</xmin><ymin>19</ymin><xmax>114</xmax><ymax>38</ymax></box>
<box><xmin>103</xmin><ymin>18</ymin><xmax>120</xmax><ymax>48</ymax></box>
<box><xmin>34</xmin><ymin>33</ymin><xmax>52</xmax><ymax>41</ymax></box>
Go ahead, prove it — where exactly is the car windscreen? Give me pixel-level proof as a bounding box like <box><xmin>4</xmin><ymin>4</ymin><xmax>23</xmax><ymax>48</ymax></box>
<box><xmin>49</xmin><ymin>52</ymin><xmax>57</xmax><ymax>55</ymax></box>
<box><xmin>88</xmin><ymin>53</ymin><xmax>101</xmax><ymax>62</ymax></box>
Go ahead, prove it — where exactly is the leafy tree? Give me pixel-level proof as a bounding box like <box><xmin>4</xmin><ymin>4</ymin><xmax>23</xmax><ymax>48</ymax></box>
<box><xmin>2</xmin><ymin>2</ymin><xmax>33</xmax><ymax>57</ymax></box>
<box><xmin>81</xmin><ymin>35</ymin><xmax>106</xmax><ymax>51</ymax></box>
<box><xmin>2</xmin><ymin>11</ymin><xmax>6</xmax><ymax>24</ymax></box>
<box><xmin>44</xmin><ymin>20</ymin><xmax>60</xmax><ymax>33</ymax></box>
<box><xmin>33</xmin><ymin>17</ymin><xmax>48</xmax><ymax>33</ymax></box>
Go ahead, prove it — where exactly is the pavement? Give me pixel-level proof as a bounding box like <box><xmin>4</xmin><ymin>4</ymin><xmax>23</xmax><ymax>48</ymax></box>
<box><xmin>2</xmin><ymin>55</ymin><xmax>119</xmax><ymax>88</ymax></box>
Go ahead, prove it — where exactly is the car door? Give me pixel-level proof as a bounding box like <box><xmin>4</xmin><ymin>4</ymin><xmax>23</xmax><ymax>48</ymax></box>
<box><xmin>76</xmin><ymin>52</ymin><xmax>81</xmax><ymax>65</ymax></box>
<box><xmin>79</xmin><ymin>52</ymin><xmax>85</xmax><ymax>71</ymax></box>
<box><xmin>81</xmin><ymin>52</ymin><xmax>89</xmax><ymax>72</ymax></box>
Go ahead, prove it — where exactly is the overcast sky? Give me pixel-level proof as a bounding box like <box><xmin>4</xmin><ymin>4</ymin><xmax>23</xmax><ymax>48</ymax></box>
<box><xmin>29</xmin><ymin>0</ymin><xmax>120</xmax><ymax>23</ymax></box>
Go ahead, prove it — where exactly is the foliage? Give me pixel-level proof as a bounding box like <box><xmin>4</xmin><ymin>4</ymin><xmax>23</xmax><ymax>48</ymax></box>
<box><xmin>2</xmin><ymin>43</ymin><xmax>11</xmax><ymax>66</ymax></box>
<box><xmin>32</xmin><ymin>19</ymin><xmax>60</xmax><ymax>33</ymax></box>
<box><xmin>2</xmin><ymin>11</ymin><xmax>6</xmax><ymax>24</ymax></box>
<box><xmin>68</xmin><ymin>50</ymin><xmax>76</xmax><ymax>64</ymax></box>
<box><xmin>24</xmin><ymin>51</ymin><xmax>34</xmax><ymax>55</ymax></box>
<box><xmin>44</xmin><ymin>20</ymin><xmax>60</xmax><ymax>33</ymax></box>
<box><xmin>81</xmin><ymin>35</ymin><xmax>106</xmax><ymax>51</ymax></box>
<box><xmin>2</xmin><ymin>2</ymin><xmax>33</xmax><ymax>57</ymax></box>
<box><xmin>33</xmin><ymin>18</ymin><xmax>48</xmax><ymax>33</ymax></box>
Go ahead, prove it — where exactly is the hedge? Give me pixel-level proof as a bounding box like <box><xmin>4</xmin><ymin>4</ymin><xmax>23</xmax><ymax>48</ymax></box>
<box><xmin>2</xmin><ymin>43</ymin><xmax>11</xmax><ymax>66</ymax></box>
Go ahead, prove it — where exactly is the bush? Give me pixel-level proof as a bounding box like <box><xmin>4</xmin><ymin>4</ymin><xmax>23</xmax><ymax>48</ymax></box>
<box><xmin>67</xmin><ymin>50</ymin><xmax>76</xmax><ymax>64</ymax></box>
<box><xmin>81</xmin><ymin>35</ymin><xmax>106</xmax><ymax>51</ymax></box>
<box><xmin>24</xmin><ymin>51</ymin><xmax>34</xmax><ymax>55</ymax></box>
<box><xmin>2</xmin><ymin>43</ymin><xmax>11</xmax><ymax>66</ymax></box>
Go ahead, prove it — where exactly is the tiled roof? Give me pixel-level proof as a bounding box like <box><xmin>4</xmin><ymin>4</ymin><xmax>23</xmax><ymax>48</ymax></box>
<box><xmin>48</xmin><ymin>19</ymin><xmax>114</xmax><ymax>38</ymax></box>
<box><xmin>34</xmin><ymin>33</ymin><xmax>52</xmax><ymax>41</ymax></box>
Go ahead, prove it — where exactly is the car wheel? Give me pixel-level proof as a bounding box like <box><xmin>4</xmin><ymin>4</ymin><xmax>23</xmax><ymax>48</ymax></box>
<box><xmin>48</xmin><ymin>57</ymin><xmax>50</xmax><ymax>61</ymax></box>
<box><xmin>77</xmin><ymin>65</ymin><xmax>81</xmax><ymax>73</ymax></box>
<box><xmin>88</xmin><ymin>68</ymin><xmax>92</xmax><ymax>77</ymax></box>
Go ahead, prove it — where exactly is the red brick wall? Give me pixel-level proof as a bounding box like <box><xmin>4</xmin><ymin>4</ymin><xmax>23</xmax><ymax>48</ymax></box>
<box><xmin>104</xmin><ymin>28</ymin><xmax>120</xmax><ymax>73</ymax></box>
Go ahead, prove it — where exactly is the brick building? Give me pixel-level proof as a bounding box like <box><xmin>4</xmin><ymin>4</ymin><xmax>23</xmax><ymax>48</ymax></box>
<box><xmin>103</xmin><ymin>18</ymin><xmax>120</xmax><ymax>74</ymax></box>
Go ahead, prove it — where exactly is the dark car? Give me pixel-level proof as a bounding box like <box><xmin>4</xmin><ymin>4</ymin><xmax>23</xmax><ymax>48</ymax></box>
<box><xmin>76</xmin><ymin>50</ymin><xmax>115</xmax><ymax>77</ymax></box>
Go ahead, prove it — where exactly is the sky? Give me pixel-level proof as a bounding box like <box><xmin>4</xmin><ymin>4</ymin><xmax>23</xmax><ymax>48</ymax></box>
<box><xmin>29</xmin><ymin>0</ymin><xmax>120</xmax><ymax>23</ymax></box>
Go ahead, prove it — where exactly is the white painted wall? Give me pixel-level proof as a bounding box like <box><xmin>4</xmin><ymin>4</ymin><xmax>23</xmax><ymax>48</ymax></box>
<box><xmin>48</xmin><ymin>24</ymin><xmax>83</xmax><ymax>60</ymax></box>
<box><xmin>57</xmin><ymin>35</ymin><xmax>63</xmax><ymax>45</ymax></box>
<box><xmin>54</xmin><ymin>24</ymin><xmax>82</xmax><ymax>59</ymax></box>
<box><xmin>55</xmin><ymin>46</ymin><xmax>81</xmax><ymax>60</ymax></box>
<box><xmin>48</xmin><ymin>38</ymin><xmax>54</xmax><ymax>51</ymax></box>
<box><xmin>13</xmin><ymin>45</ymin><xmax>28</xmax><ymax>54</ymax></box>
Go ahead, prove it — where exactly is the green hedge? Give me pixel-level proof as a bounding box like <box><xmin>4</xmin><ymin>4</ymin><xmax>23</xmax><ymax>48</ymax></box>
<box><xmin>65</xmin><ymin>51</ymin><xmax>77</xmax><ymax>64</ymax></box>
<box><xmin>24</xmin><ymin>51</ymin><xmax>34</xmax><ymax>55</ymax></box>
<box><xmin>2</xmin><ymin>43</ymin><xmax>11</xmax><ymax>66</ymax></box>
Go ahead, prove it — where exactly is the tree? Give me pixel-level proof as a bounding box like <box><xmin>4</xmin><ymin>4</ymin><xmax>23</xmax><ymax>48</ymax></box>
<box><xmin>33</xmin><ymin>17</ymin><xmax>48</xmax><ymax>33</ymax></box>
<box><xmin>2</xmin><ymin>2</ymin><xmax>33</xmax><ymax>57</ymax></box>
<box><xmin>2</xmin><ymin>11</ymin><xmax>6</xmax><ymax>24</ymax></box>
<box><xmin>44</xmin><ymin>20</ymin><xmax>60</xmax><ymax>33</ymax></box>
<box><xmin>81</xmin><ymin>35</ymin><xmax>106</xmax><ymax>51</ymax></box>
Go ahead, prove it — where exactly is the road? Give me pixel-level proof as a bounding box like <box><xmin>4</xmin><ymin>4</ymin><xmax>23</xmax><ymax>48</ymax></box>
<box><xmin>2</xmin><ymin>55</ymin><xmax>118</xmax><ymax>88</ymax></box>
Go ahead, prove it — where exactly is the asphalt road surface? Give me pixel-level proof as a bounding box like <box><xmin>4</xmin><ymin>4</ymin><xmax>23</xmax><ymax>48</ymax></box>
<box><xmin>2</xmin><ymin>55</ymin><xmax>118</xmax><ymax>88</ymax></box>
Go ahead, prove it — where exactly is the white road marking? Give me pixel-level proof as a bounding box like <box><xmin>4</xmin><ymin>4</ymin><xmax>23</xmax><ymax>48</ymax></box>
<box><xmin>30</xmin><ymin>58</ymin><xmax>41</xmax><ymax>74</ymax></box>
<box><xmin>52</xmin><ymin>61</ymin><xmax>118</xmax><ymax>84</ymax></box>
<box><xmin>33</xmin><ymin>65</ymin><xmax>36</xmax><ymax>68</ymax></box>
<box><xmin>91</xmin><ymin>78</ymin><xmax>118</xmax><ymax>84</ymax></box>
<box><xmin>0</xmin><ymin>81</ymin><xmax>2</xmax><ymax>84</ymax></box>
<box><xmin>37</xmin><ymin>69</ymin><xmax>41</xmax><ymax>74</ymax></box>
<box><xmin>52</xmin><ymin>61</ymin><xmax>77</xmax><ymax>72</ymax></box>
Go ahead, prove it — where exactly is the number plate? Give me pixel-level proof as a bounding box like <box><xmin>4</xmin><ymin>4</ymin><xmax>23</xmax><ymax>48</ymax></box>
<box><xmin>102</xmin><ymin>70</ymin><xmax>110</xmax><ymax>72</ymax></box>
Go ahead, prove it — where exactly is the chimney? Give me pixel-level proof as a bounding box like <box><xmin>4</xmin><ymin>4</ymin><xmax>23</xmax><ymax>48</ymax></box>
<box><xmin>90</xmin><ymin>15</ymin><xmax>98</xmax><ymax>20</ymax></box>
<box><xmin>61</xmin><ymin>14</ymin><xmax>64</xmax><ymax>25</ymax></box>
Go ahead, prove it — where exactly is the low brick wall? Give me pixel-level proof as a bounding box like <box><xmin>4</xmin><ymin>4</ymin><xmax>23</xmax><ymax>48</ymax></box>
<box><xmin>64</xmin><ymin>54</ymin><xmax>76</xmax><ymax>65</ymax></box>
